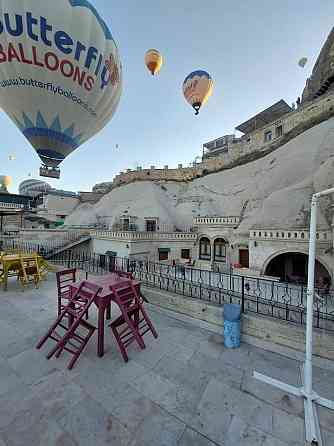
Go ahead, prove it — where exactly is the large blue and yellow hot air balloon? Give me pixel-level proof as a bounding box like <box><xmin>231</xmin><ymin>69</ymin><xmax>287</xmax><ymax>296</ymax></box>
<box><xmin>183</xmin><ymin>70</ymin><xmax>213</xmax><ymax>115</ymax></box>
<box><xmin>0</xmin><ymin>0</ymin><xmax>122</xmax><ymax>178</ymax></box>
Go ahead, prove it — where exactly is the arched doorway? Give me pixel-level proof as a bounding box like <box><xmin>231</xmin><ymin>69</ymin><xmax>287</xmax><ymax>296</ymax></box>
<box><xmin>199</xmin><ymin>237</ymin><xmax>211</xmax><ymax>260</ymax></box>
<box><xmin>265</xmin><ymin>252</ymin><xmax>331</xmax><ymax>285</ymax></box>
<box><xmin>213</xmin><ymin>238</ymin><xmax>227</xmax><ymax>262</ymax></box>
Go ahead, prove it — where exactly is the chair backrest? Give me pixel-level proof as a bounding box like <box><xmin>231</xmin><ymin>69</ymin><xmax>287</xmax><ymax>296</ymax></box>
<box><xmin>117</xmin><ymin>271</ymin><xmax>134</xmax><ymax>280</ymax></box>
<box><xmin>70</xmin><ymin>280</ymin><xmax>102</xmax><ymax>316</ymax></box>
<box><xmin>110</xmin><ymin>279</ymin><xmax>139</xmax><ymax>309</ymax></box>
<box><xmin>19</xmin><ymin>254</ymin><xmax>40</xmax><ymax>279</ymax></box>
<box><xmin>56</xmin><ymin>268</ymin><xmax>76</xmax><ymax>297</ymax></box>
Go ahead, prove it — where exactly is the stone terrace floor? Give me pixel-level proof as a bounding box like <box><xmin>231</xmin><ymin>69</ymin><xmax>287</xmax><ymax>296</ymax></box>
<box><xmin>0</xmin><ymin>274</ymin><xmax>334</xmax><ymax>446</ymax></box>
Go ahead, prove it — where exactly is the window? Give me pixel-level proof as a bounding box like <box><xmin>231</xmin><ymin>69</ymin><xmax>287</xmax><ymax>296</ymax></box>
<box><xmin>275</xmin><ymin>125</ymin><xmax>283</xmax><ymax>138</ymax></box>
<box><xmin>122</xmin><ymin>218</ymin><xmax>129</xmax><ymax>231</ymax></box>
<box><xmin>214</xmin><ymin>238</ymin><xmax>226</xmax><ymax>262</ymax></box>
<box><xmin>158</xmin><ymin>248</ymin><xmax>169</xmax><ymax>261</ymax></box>
<box><xmin>264</xmin><ymin>130</ymin><xmax>272</xmax><ymax>142</ymax></box>
<box><xmin>181</xmin><ymin>249</ymin><xmax>190</xmax><ymax>259</ymax></box>
<box><xmin>239</xmin><ymin>249</ymin><xmax>249</xmax><ymax>268</ymax></box>
<box><xmin>146</xmin><ymin>220</ymin><xmax>157</xmax><ymax>232</ymax></box>
<box><xmin>199</xmin><ymin>237</ymin><xmax>211</xmax><ymax>260</ymax></box>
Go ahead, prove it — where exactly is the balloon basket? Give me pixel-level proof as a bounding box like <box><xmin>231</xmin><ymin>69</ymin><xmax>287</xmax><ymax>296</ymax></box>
<box><xmin>39</xmin><ymin>166</ymin><xmax>60</xmax><ymax>179</ymax></box>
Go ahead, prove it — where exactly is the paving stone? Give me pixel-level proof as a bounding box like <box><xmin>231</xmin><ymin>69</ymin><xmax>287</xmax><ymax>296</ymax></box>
<box><xmin>241</xmin><ymin>371</ymin><xmax>304</xmax><ymax>416</ymax></box>
<box><xmin>219</xmin><ymin>343</ymin><xmax>253</xmax><ymax>370</ymax></box>
<box><xmin>0</xmin><ymin>359</ymin><xmax>23</xmax><ymax>396</ymax></box>
<box><xmin>225</xmin><ymin>415</ymin><xmax>267</xmax><ymax>446</ymax></box>
<box><xmin>177</xmin><ymin>427</ymin><xmax>218</xmax><ymax>446</ymax></box>
<box><xmin>197</xmin><ymin>333</ymin><xmax>225</xmax><ymax>359</ymax></box>
<box><xmin>262</xmin><ymin>435</ymin><xmax>294</xmax><ymax>446</ymax></box>
<box><xmin>322</xmin><ymin>428</ymin><xmax>334</xmax><ymax>446</ymax></box>
<box><xmin>127</xmin><ymin>403</ymin><xmax>185</xmax><ymax>446</ymax></box>
<box><xmin>8</xmin><ymin>348</ymin><xmax>60</xmax><ymax>385</ymax></box>
<box><xmin>190</xmin><ymin>378</ymin><xmax>273</xmax><ymax>445</ymax></box>
<box><xmin>90</xmin><ymin>382</ymin><xmax>157</xmax><ymax>433</ymax></box>
<box><xmin>57</xmin><ymin>396</ymin><xmax>132</xmax><ymax>446</ymax></box>
<box><xmin>249</xmin><ymin>348</ymin><xmax>301</xmax><ymax>387</ymax></box>
<box><xmin>318</xmin><ymin>405</ymin><xmax>334</xmax><ymax>434</ymax></box>
<box><xmin>152</xmin><ymin>353</ymin><xmax>211</xmax><ymax>394</ymax></box>
<box><xmin>272</xmin><ymin>407</ymin><xmax>305</xmax><ymax>444</ymax></box>
<box><xmin>1</xmin><ymin>419</ymin><xmax>77</xmax><ymax>446</ymax></box>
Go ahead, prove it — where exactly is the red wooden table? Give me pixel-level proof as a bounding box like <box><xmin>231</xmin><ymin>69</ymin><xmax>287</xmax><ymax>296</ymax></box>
<box><xmin>70</xmin><ymin>273</ymin><xmax>141</xmax><ymax>357</ymax></box>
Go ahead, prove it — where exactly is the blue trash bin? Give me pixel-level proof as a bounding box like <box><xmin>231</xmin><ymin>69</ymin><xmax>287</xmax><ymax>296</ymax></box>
<box><xmin>224</xmin><ymin>303</ymin><xmax>241</xmax><ymax>348</ymax></box>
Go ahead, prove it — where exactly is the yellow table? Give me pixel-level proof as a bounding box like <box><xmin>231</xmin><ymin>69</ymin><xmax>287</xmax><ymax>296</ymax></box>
<box><xmin>0</xmin><ymin>254</ymin><xmax>51</xmax><ymax>291</ymax></box>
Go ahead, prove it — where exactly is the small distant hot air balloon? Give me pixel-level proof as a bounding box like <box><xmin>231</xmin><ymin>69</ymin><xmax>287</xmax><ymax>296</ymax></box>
<box><xmin>298</xmin><ymin>57</ymin><xmax>308</xmax><ymax>68</ymax></box>
<box><xmin>115</xmin><ymin>144</ymin><xmax>119</xmax><ymax>150</ymax></box>
<box><xmin>145</xmin><ymin>49</ymin><xmax>163</xmax><ymax>76</ymax></box>
<box><xmin>0</xmin><ymin>175</ymin><xmax>12</xmax><ymax>193</ymax></box>
<box><xmin>183</xmin><ymin>70</ymin><xmax>213</xmax><ymax>115</ymax></box>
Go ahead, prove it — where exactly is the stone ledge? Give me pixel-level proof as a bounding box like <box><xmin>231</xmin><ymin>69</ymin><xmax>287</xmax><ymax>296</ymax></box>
<box><xmin>142</xmin><ymin>285</ymin><xmax>334</xmax><ymax>362</ymax></box>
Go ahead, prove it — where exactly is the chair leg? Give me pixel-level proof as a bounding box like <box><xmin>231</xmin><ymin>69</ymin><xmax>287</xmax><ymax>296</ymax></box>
<box><xmin>112</xmin><ymin>326</ymin><xmax>129</xmax><ymax>362</ymax></box>
<box><xmin>140</xmin><ymin>306</ymin><xmax>158</xmax><ymax>339</ymax></box>
<box><xmin>68</xmin><ymin>328</ymin><xmax>95</xmax><ymax>370</ymax></box>
<box><xmin>123</xmin><ymin>312</ymin><xmax>146</xmax><ymax>350</ymax></box>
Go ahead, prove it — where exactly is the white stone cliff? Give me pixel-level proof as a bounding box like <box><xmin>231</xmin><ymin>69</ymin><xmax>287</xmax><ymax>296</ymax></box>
<box><xmin>65</xmin><ymin>117</ymin><xmax>334</xmax><ymax>237</ymax></box>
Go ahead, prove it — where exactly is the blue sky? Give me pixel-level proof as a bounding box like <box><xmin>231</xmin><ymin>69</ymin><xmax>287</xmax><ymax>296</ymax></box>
<box><xmin>2</xmin><ymin>0</ymin><xmax>334</xmax><ymax>193</ymax></box>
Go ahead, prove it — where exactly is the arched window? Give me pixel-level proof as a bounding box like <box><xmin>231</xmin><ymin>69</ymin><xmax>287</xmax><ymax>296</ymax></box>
<box><xmin>199</xmin><ymin>237</ymin><xmax>211</xmax><ymax>260</ymax></box>
<box><xmin>214</xmin><ymin>238</ymin><xmax>227</xmax><ymax>262</ymax></box>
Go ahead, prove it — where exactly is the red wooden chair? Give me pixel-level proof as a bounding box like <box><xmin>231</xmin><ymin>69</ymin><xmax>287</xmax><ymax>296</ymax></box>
<box><xmin>56</xmin><ymin>268</ymin><xmax>89</xmax><ymax>320</ymax></box>
<box><xmin>36</xmin><ymin>281</ymin><xmax>102</xmax><ymax>370</ymax></box>
<box><xmin>109</xmin><ymin>280</ymin><xmax>158</xmax><ymax>362</ymax></box>
<box><xmin>56</xmin><ymin>268</ymin><xmax>77</xmax><ymax>316</ymax></box>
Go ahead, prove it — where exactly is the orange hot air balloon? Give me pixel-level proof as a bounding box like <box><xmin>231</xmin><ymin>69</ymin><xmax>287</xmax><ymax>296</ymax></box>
<box><xmin>145</xmin><ymin>49</ymin><xmax>163</xmax><ymax>76</ymax></box>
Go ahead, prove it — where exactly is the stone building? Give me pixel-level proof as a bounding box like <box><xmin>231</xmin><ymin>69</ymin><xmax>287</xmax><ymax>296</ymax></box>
<box><xmin>70</xmin><ymin>27</ymin><xmax>334</xmax><ymax>285</ymax></box>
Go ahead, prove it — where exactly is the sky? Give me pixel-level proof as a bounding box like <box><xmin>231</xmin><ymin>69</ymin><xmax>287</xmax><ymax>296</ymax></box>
<box><xmin>1</xmin><ymin>0</ymin><xmax>334</xmax><ymax>194</ymax></box>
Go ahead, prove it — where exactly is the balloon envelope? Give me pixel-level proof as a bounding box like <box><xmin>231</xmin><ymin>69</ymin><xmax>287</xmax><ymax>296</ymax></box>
<box><xmin>183</xmin><ymin>70</ymin><xmax>213</xmax><ymax>115</ymax></box>
<box><xmin>0</xmin><ymin>0</ymin><xmax>122</xmax><ymax>175</ymax></box>
<box><xmin>298</xmin><ymin>57</ymin><xmax>308</xmax><ymax>68</ymax></box>
<box><xmin>145</xmin><ymin>49</ymin><xmax>163</xmax><ymax>76</ymax></box>
<box><xmin>0</xmin><ymin>175</ymin><xmax>12</xmax><ymax>189</ymax></box>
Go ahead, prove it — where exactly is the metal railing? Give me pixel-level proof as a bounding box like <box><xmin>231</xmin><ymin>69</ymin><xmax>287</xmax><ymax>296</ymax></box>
<box><xmin>2</xmin><ymin>242</ymin><xmax>332</xmax><ymax>332</ymax></box>
<box><xmin>49</xmin><ymin>252</ymin><xmax>334</xmax><ymax>333</ymax></box>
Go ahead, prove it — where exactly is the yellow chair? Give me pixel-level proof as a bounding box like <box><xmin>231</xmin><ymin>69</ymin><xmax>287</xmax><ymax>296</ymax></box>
<box><xmin>18</xmin><ymin>254</ymin><xmax>42</xmax><ymax>289</ymax></box>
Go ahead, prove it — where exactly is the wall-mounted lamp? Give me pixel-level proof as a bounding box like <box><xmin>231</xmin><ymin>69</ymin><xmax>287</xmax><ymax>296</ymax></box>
<box><xmin>126</xmin><ymin>244</ymin><xmax>129</xmax><ymax>249</ymax></box>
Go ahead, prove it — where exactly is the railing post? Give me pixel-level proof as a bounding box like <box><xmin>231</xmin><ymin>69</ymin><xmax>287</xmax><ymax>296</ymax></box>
<box><xmin>241</xmin><ymin>275</ymin><xmax>245</xmax><ymax>313</ymax></box>
<box><xmin>67</xmin><ymin>250</ymin><xmax>71</xmax><ymax>268</ymax></box>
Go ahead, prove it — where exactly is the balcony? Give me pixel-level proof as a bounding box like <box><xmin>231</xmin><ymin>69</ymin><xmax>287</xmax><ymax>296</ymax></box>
<box><xmin>250</xmin><ymin>229</ymin><xmax>332</xmax><ymax>243</ymax></box>
<box><xmin>194</xmin><ymin>216</ymin><xmax>240</xmax><ymax>226</ymax></box>
<box><xmin>90</xmin><ymin>230</ymin><xmax>197</xmax><ymax>241</ymax></box>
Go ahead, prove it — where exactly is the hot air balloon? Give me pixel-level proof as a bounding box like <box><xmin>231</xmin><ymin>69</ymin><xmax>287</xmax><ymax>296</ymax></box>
<box><xmin>0</xmin><ymin>175</ymin><xmax>12</xmax><ymax>193</ymax></box>
<box><xmin>298</xmin><ymin>57</ymin><xmax>308</xmax><ymax>68</ymax></box>
<box><xmin>0</xmin><ymin>1</ymin><xmax>122</xmax><ymax>179</ymax></box>
<box><xmin>183</xmin><ymin>71</ymin><xmax>213</xmax><ymax>115</ymax></box>
<box><xmin>145</xmin><ymin>49</ymin><xmax>163</xmax><ymax>76</ymax></box>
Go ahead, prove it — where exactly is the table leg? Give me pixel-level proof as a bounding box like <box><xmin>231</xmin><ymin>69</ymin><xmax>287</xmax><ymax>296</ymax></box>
<box><xmin>97</xmin><ymin>301</ymin><xmax>108</xmax><ymax>357</ymax></box>
<box><xmin>106</xmin><ymin>303</ymin><xmax>111</xmax><ymax>320</ymax></box>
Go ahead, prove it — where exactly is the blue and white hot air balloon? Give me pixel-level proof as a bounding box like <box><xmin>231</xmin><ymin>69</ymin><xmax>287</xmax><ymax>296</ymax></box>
<box><xmin>183</xmin><ymin>70</ymin><xmax>213</xmax><ymax>115</ymax></box>
<box><xmin>0</xmin><ymin>0</ymin><xmax>122</xmax><ymax>178</ymax></box>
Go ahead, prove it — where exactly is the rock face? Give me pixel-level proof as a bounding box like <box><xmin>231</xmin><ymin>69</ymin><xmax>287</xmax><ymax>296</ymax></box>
<box><xmin>302</xmin><ymin>27</ymin><xmax>334</xmax><ymax>103</ymax></box>
<box><xmin>65</xmin><ymin>118</ymin><xmax>334</xmax><ymax>235</ymax></box>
